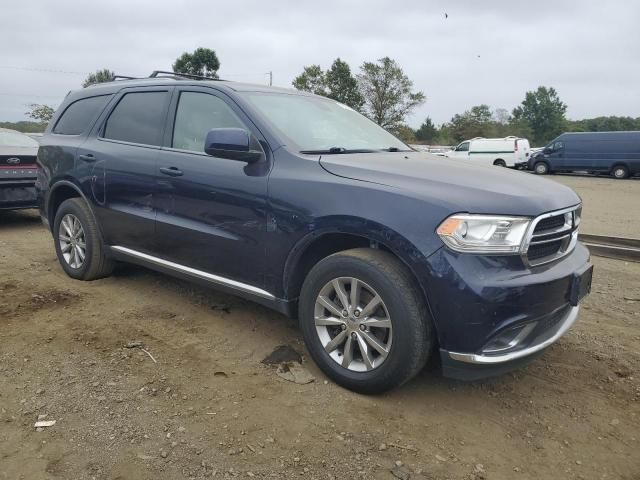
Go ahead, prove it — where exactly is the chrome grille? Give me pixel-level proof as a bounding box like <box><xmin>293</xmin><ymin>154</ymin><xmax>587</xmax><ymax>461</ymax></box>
<box><xmin>522</xmin><ymin>205</ymin><xmax>581</xmax><ymax>266</ymax></box>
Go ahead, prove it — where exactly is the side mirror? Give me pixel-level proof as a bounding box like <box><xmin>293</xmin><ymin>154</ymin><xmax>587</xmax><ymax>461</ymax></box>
<box><xmin>204</xmin><ymin>128</ymin><xmax>263</xmax><ymax>163</ymax></box>
<box><xmin>543</xmin><ymin>147</ymin><xmax>551</xmax><ymax>154</ymax></box>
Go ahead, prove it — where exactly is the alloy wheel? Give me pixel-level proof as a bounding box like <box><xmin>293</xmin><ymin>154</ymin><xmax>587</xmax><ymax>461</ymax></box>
<box><xmin>314</xmin><ymin>277</ymin><xmax>393</xmax><ymax>372</ymax></box>
<box><xmin>58</xmin><ymin>214</ymin><xmax>87</xmax><ymax>269</ymax></box>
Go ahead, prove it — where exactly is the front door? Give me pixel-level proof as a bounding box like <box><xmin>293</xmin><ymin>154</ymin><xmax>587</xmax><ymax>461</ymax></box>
<box><xmin>449</xmin><ymin>141</ymin><xmax>470</xmax><ymax>160</ymax></box>
<box><xmin>155</xmin><ymin>88</ymin><xmax>271</xmax><ymax>289</ymax></box>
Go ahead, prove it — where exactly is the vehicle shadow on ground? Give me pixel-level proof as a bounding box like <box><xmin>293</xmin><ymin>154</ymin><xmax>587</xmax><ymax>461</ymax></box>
<box><xmin>0</xmin><ymin>209</ymin><xmax>42</xmax><ymax>231</ymax></box>
<box><xmin>110</xmin><ymin>262</ymin><xmax>506</xmax><ymax>399</ymax></box>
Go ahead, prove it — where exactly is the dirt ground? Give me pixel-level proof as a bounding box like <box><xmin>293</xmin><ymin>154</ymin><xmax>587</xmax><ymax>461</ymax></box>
<box><xmin>1</xmin><ymin>176</ymin><xmax>639</xmax><ymax>480</ymax></box>
<box><xmin>547</xmin><ymin>174</ymin><xmax>640</xmax><ymax>238</ymax></box>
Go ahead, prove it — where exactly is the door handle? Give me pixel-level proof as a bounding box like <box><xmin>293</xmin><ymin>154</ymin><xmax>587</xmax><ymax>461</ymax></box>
<box><xmin>79</xmin><ymin>154</ymin><xmax>96</xmax><ymax>163</ymax></box>
<box><xmin>160</xmin><ymin>166</ymin><xmax>184</xmax><ymax>177</ymax></box>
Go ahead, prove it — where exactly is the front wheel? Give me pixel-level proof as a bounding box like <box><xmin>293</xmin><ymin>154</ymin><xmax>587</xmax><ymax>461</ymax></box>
<box><xmin>299</xmin><ymin>248</ymin><xmax>432</xmax><ymax>393</ymax></box>
<box><xmin>534</xmin><ymin>161</ymin><xmax>549</xmax><ymax>175</ymax></box>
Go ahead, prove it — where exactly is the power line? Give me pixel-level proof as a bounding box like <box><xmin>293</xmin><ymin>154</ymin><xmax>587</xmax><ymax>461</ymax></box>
<box><xmin>0</xmin><ymin>65</ymin><xmax>88</xmax><ymax>75</ymax></box>
<box><xmin>0</xmin><ymin>92</ymin><xmax>64</xmax><ymax>98</ymax></box>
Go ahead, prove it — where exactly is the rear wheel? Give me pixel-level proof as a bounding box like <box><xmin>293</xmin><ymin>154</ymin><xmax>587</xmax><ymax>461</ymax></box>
<box><xmin>299</xmin><ymin>248</ymin><xmax>432</xmax><ymax>393</ymax></box>
<box><xmin>611</xmin><ymin>165</ymin><xmax>629</xmax><ymax>179</ymax></box>
<box><xmin>493</xmin><ymin>159</ymin><xmax>507</xmax><ymax>167</ymax></box>
<box><xmin>53</xmin><ymin>198</ymin><xmax>114</xmax><ymax>280</ymax></box>
<box><xmin>534</xmin><ymin>161</ymin><xmax>549</xmax><ymax>175</ymax></box>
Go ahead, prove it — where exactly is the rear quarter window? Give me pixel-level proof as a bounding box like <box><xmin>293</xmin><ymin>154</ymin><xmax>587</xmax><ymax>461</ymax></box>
<box><xmin>53</xmin><ymin>95</ymin><xmax>111</xmax><ymax>135</ymax></box>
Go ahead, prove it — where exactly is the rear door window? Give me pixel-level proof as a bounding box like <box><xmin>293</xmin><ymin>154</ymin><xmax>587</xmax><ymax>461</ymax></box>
<box><xmin>53</xmin><ymin>95</ymin><xmax>111</xmax><ymax>135</ymax></box>
<box><xmin>103</xmin><ymin>91</ymin><xmax>169</xmax><ymax>146</ymax></box>
<box><xmin>172</xmin><ymin>91</ymin><xmax>245</xmax><ymax>153</ymax></box>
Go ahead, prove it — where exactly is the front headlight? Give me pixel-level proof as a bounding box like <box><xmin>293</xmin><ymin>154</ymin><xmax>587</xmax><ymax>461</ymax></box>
<box><xmin>436</xmin><ymin>214</ymin><xmax>531</xmax><ymax>254</ymax></box>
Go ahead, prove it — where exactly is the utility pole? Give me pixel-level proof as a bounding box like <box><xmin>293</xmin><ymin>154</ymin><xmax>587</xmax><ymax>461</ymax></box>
<box><xmin>267</xmin><ymin>71</ymin><xmax>273</xmax><ymax>86</ymax></box>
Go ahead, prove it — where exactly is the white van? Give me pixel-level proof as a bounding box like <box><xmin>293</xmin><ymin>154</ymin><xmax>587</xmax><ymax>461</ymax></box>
<box><xmin>445</xmin><ymin>137</ymin><xmax>531</xmax><ymax>168</ymax></box>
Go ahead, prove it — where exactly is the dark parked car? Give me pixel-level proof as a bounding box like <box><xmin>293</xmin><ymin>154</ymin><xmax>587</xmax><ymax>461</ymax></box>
<box><xmin>0</xmin><ymin>128</ymin><xmax>40</xmax><ymax>209</ymax></box>
<box><xmin>528</xmin><ymin>131</ymin><xmax>640</xmax><ymax>178</ymax></box>
<box><xmin>37</xmin><ymin>73</ymin><xmax>593</xmax><ymax>393</ymax></box>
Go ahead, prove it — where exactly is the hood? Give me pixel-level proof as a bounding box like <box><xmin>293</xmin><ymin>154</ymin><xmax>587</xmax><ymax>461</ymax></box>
<box><xmin>319</xmin><ymin>151</ymin><xmax>580</xmax><ymax>217</ymax></box>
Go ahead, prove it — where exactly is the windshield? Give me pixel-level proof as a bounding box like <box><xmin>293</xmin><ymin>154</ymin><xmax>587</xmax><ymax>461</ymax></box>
<box><xmin>239</xmin><ymin>92</ymin><xmax>409</xmax><ymax>153</ymax></box>
<box><xmin>0</xmin><ymin>131</ymin><xmax>39</xmax><ymax>148</ymax></box>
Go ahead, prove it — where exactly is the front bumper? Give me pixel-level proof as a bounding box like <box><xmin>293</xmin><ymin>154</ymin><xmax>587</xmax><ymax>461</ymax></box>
<box><xmin>440</xmin><ymin>305</ymin><xmax>579</xmax><ymax>380</ymax></box>
<box><xmin>423</xmin><ymin>242</ymin><xmax>591</xmax><ymax>380</ymax></box>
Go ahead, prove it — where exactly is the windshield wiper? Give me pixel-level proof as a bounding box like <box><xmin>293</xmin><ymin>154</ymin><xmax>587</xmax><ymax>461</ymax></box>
<box><xmin>300</xmin><ymin>147</ymin><xmax>376</xmax><ymax>155</ymax></box>
<box><xmin>380</xmin><ymin>147</ymin><xmax>412</xmax><ymax>152</ymax></box>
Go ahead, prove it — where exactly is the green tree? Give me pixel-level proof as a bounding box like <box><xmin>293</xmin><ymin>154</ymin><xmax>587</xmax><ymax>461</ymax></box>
<box><xmin>566</xmin><ymin>116</ymin><xmax>640</xmax><ymax>132</ymax></box>
<box><xmin>292</xmin><ymin>65</ymin><xmax>327</xmax><ymax>96</ymax></box>
<box><xmin>507</xmin><ymin>117</ymin><xmax>534</xmax><ymax>142</ymax></box>
<box><xmin>415</xmin><ymin>117</ymin><xmax>438</xmax><ymax>143</ymax></box>
<box><xmin>26</xmin><ymin>104</ymin><xmax>55</xmax><ymax>124</ymax></box>
<box><xmin>173</xmin><ymin>48</ymin><xmax>220</xmax><ymax>78</ymax></box>
<box><xmin>448</xmin><ymin>104</ymin><xmax>496</xmax><ymax>142</ymax></box>
<box><xmin>82</xmin><ymin>68</ymin><xmax>115</xmax><ymax>87</ymax></box>
<box><xmin>390</xmin><ymin>124</ymin><xmax>416</xmax><ymax>143</ymax></box>
<box><xmin>357</xmin><ymin>57</ymin><xmax>425</xmax><ymax>129</ymax></box>
<box><xmin>324</xmin><ymin>58</ymin><xmax>364</xmax><ymax>111</ymax></box>
<box><xmin>512</xmin><ymin>86</ymin><xmax>567</xmax><ymax>145</ymax></box>
<box><xmin>0</xmin><ymin>120</ymin><xmax>48</xmax><ymax>133</ymax></box>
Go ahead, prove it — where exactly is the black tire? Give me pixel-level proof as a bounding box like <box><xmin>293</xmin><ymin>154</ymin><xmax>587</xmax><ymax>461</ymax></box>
<box><xmin>611</xmin><ymin>165</ymin><xmax>629</xmax><ymax>179</ymax></box>
<box><xmin>533</xmin><ymin>161</ymin><xmax>549</xmax><ymax>175</ymax></box>
<box><xmin>493</xmin><ymin>159</ymin><xmax>507</xmax><ymax>167</ymax></box>
<box><xmin>53</xmin><ymin>198</ymin><xmax>114</xmax><ymax>280</ymax></box>
<box><xmin>299</xmin><ymin>248</ymin><xmax>432</xmax><ymax>394</ymax></box>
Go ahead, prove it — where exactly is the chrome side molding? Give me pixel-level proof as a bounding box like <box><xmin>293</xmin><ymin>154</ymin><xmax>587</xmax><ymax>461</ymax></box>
<box><xmin>111</xmin><ymin>245</ymin><xmax>275</xmax><ymax>300</ymax></box>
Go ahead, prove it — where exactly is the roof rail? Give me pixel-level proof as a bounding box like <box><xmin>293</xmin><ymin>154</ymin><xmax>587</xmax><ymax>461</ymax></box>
<box><xmin>113</xmin><ymin>75</ymin><xmax>140</xmax><ymax>81</ymax></box>
<box><xmin>149</xmin><ymin>70</ymin><xmax>222</xmax><ymax>81</ymax></box>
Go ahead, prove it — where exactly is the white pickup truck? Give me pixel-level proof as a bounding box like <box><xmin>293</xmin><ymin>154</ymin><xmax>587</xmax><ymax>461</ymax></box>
<box><xmin>445</xmin><ymin>136</ymin><xmax>531</xmax><ymax>168</ymax></box>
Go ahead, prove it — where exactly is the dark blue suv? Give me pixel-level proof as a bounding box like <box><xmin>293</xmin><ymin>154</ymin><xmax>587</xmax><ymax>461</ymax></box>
<box><xmin>37</xmin><ymin>73</ymin><xmax>593</xmax><ymax>393</ymax></box>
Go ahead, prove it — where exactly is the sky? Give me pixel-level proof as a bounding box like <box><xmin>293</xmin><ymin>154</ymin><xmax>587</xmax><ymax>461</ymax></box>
<box><xmin>1</xmin><ymin>0</ymin><xmax>639</xmax><ymax>127</ymax></box>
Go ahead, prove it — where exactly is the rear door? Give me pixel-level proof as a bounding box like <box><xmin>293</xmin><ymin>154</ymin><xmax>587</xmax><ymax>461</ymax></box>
<box><xmin>154</xmin><ymin>87</ymin><xmax>271</xmax><ymax>288</ymax></box>
<box><xmin>515</xmin><ymin>138</ymin><xmax>530</xmax><ymax>164</ymax></box>
<box><xmin>80</xmin><ymin>87</ymin><xmax>172</xmax><ymax>252</ymax></box>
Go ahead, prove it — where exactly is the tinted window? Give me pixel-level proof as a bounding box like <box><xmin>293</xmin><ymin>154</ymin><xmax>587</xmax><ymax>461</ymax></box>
<box><xmin>172</xmin><ymin>92</ymin><xmax>244</xmax><ymax>152</ymax></box>
<box><xmin>103</xmin><ymin>91</ymin><xmax>168</xmax><ymax>146</ymax></box>
<box><xmin>456</xmin><ymin>142</ymin><xmax>469</xmax><ymax>152</ymax></box>
<box><xmin>53</xmin><ymin>95</ymin><xmax>111</xmax><ymax>135</ymax></box>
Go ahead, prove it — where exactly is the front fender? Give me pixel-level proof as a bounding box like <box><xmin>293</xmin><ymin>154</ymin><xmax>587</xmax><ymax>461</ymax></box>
<box><xmin>281</xmin><ymin>215</ymin><xmax>440</xmax><ymax>324</ymax></box>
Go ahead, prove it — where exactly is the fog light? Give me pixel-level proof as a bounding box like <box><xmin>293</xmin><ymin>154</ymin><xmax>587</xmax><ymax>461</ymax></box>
<box><xmin>482</xmin><ymin>322</ymin><xmax>537</xmax><ymax>354</ymax></box>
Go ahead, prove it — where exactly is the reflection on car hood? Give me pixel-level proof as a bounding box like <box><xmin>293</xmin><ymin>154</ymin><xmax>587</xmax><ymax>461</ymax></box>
<box><xmin>319</xmin><ymin>151</ymin><xmax>581</xmax><ymax>217</ymax></box>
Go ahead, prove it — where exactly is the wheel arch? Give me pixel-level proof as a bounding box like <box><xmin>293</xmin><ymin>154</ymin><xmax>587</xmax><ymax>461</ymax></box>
<box><xmin>282</xmin><ymin>220</ymin><xmax>438</xmax><ymax>331</ymax></box>
<box><xmin>610</xmin><ymin>162</ymin><xmax>629</xmax><ymax>177</ymax></box>
<box><xmin>534</xmin><ymin>159</ymin><xmax>550</xmax><ymax>172</ymax></box>
<box><xmin>47</xmin><ymin>180</ymin><xmax>105</xmax><ymax>242</ymax></box>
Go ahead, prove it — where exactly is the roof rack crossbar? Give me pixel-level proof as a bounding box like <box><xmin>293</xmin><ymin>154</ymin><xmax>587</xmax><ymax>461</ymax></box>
<box><xmin>149</xmin><ymin>70</ymin><xmax>221</xmax><ymax>81</ymax></box>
